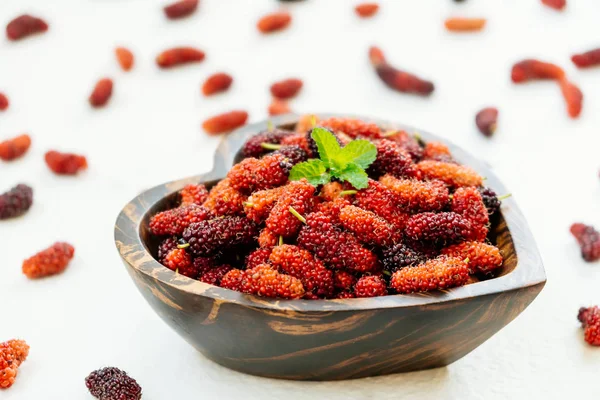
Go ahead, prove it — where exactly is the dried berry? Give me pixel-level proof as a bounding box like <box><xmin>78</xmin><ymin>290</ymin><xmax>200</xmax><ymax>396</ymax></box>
<box><xmin>202</xmin><ymin>72</ymin><xmax>233</xmax><ymax>96</ymax></box>
<box><xmin>354</xmin><ymin>276</ymin><xmax>387</xmax><ymax>297</ymax></box>
<box><xmin>202</xmin><ymin>178</ymin><xmax>246</xmax><ymax>216</ymax></box>
<box><xmin>452</xmin><ymin>186</ymin><xmax>489</xmax><ymax>242</ymax></box>
<box><xmin>570</xmin><ymin>223</ymin><xmax>600</xmax><ymax>262</ymax></box>
<box><xmin>45</xmin><ymin>151</ymin><xmax>88</xmax><ymax>175</ymax></box>
<box><xmin>355</xmin><ymin>3</ymin><xmax>379</xmax><ymax>18</ymax></box>
<box><xmin>162</xmin><ymin>248</ymin><xmax>195</xmax><ymax>276</ymax></box>
<box><xmin>442</xmin><ymin>241</ymin><xmax>502</xmax><ymax>274</ymax></box>
<box><xmin>6</xmin><ymin>15</ymin><xmax>48</xmax><ymax>41</ymax></box>
<box><xmin>0</xmin><ymin>339</ymin><xmax>29</xmax><ymax>389</ymax></box>
<box><xmin>270</xmin><ymin>78</ymin><xmax>303</xmax><ymax>99</ymax></box>
<box><xmin>241</xmin><ymin>129</ymin><xmax>293</xmax><ymax>159</ymax></box>
<box><xmin>381</xmin><ymin>242</ymin><xmax>427</xmax><ymax>273</ymax></box>
<box><xmin>266</xmin><ymin>179</ymin><xmax>315</xmax><ymax>237</ymax></box>
<box><xmin>0</xmin><ymin>134</ymin><xmax>31</xmax><ymax>162</ymax></box>
<box><xmin>339</xmin><ymin>205</ymin><xmax>394</xmax><ymax>246</ymax></box>
<box><xmin>115</xmin><ymin>47</ymin><xmax>134</xmax><ymax>71</ymax></box>
<box><xmin>22</xmin><ymin>242</ymin><xmax>75</xmax><ymax>279</ymax></box>
<box><xmin>380</xmin><ymin>175</ymin><xmax>449</xmax><ymax>213</ymax></box>
<box><xmin>89</xmin><ymin>78</ymin><xmax>113</xmax><ymax>108</ymax></box>
<box><xmin>559</xmin><ymin>78</ymin><xmax>583</xmax><ymax>119</ymax></box>
<box><xmin>333</xmin><ymin>270</ymin><xmax>357</xmax><ymax>291</ymax></box>
<box><xmin>368</xmin><ymin>139</ymin><xmax>420</xmax><ymax>179</ymax></box>
<box><xmin>0</xmin><ymin>184</ymin><xmax>33</xmax><ymax>220</ymax></box>
<box><xmin>475</xmin><ymin>107</ymin><xmax>498</xmax><ymax>137</ymax></box>
<box><xmin>511</xmin><ymin>59</ymin><xmax>565</xmax><ymax>83</ymax></box>
<box><xmin>183</xmin><ymin>216</ymin><xmax>258</xmax><ymax>256</ymax></box>
<box><xmin>319</xmin><ymin>117</ymin><xmax>381</xmax><ymax>139</ymax></box>
<box><xmin>164</xmin><ymin>0</ymin><xmax>199</xmax><ymax>19</ymax></box>
<box><xmin>383</xmin><ymin>130</ymin><xmax>423</xmax><ymax>160</ymax></box>
<box><xmin>369</xmin><ymin>46</ymin><xmax>434</xmax><ymax>96</ymax></box>
<box><xmin>578</xmin><ymin>306</ymin><xmax>600</xmax><ymax>346</ymax></box>
<box><xmin>257</xmin><ymin>11</ymin><xmax>292</xmax><ymax>34</ymax></box>
<box><xmin>244</xmin><ymin>186</ymin><xmax>286</xmax><ymax>223</ymax></box>
<box><xmin>180</xmin><ymin>183</ymin><xmax>208</xmax><ymax>205</ymax></box>
<box><xmin>156</xmin><ymin>47</ymin><xmax>205</xmax><ymax>68</ymax></box>
<box><xmin>149</xmin><ymin>204</ymin><xmax>213</xmax><ymax>236</ymax></box>
<box><xmin>270</xmin><ymin>245</ymin><xmax>334</xmax><ymax>298</ymax></box>
<box><xmin>404</xmin><ymin>212</ymin><xmax>473</xmax><ymax>244</ymax></box>
<box><xmin>246</xmin><ymin>248</ymin><xmax>272</xmax><ymax>269</ymax></box>
<box><xmin>199</xmin><ymin>265</ymin><xmax>233</xmax><ymax>285</ymax></box>
<box><xmin>390</xmin><ymin>256</ymin><xmax>469</xmax><ymax>293</ymax></box>
<box><xmin>0</xmin><ymin>93</ymin><xmax>8</xmax><ymax>111</ymax></box>
<box><xmin>354</xmin><ymin>180</ymin><xmax>409</xmax><ymax>229</ymax></box>
<box><xmin>541</xmin><ymin>0</ymin><xmax>566</xmax><ymax>11</ymax></box>
<box><xmin>202</xmin><ymin>110</ymin><xmax>248</xmax><ymax>134</ymax></box>
<box><xmin>85</xmin><ymin>367</ymin><xmax>142</xmax><ymax>400</ymax></box>
<box><xmin>444</xmin><ymin>17</ymin><xmax>486</xmax><ymax>32</ymax></box>
<box><xmin>416</xmin><ymin>160</ymin><xmax>482</xmax><ymax>187</ymax></box>
<box><xmin>422</xmin><ymin>141</ymin><xmax>452</xmax><ymax>163</ymax></box>
<box><xmin>228</xmin><ymin>153</ymin><xmax>291</xmax><ymax>193</ymax></box>
<box><xmin>268</xmin><ymin>98</ymin><xmax>291</xmax><ymax>116</ymax></box>
<box><xmin>571</xmin><ymin>48</ymin><xmax>600</xmax><ymax>69</ymax></box>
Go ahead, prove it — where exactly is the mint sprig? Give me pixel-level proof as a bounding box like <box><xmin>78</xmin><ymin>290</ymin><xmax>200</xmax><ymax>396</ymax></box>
<box><xmin>289</xmin><ymin>127</ymin><xmax>377</xmax><ymax>189</ymax></box>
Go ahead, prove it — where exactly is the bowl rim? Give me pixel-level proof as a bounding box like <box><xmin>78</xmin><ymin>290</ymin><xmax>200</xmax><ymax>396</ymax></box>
<box><xmin>114</xmin><ymin>113</ymin><xmax>546</xmax><ymax>312</ymax></box>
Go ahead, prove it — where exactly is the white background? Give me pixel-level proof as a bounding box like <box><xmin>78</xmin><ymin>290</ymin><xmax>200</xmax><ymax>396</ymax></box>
<box><xmin>1</xmin><ymin>0</ymin><xmax>600</xmax><ymax>398</ymax></box>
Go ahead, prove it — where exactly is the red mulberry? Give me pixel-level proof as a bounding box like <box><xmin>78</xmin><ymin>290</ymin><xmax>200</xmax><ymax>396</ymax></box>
<box><xmin>85</xmin><ymin>367</ymin><xmax>142</xmax><ymax>400</ymax></box>
<box><xmin>336</xmin><ymin>291</ymin><xmax>356</xmax><ymax>299</ymax></box>
<box><xmin>226</xmin><ymin>264</ymin><xmax>304</xmax><ymax>299</ymax></box>
<box><xmin>199</xmin><ymin>265</ymin><xmax>233</xmax><ymax>285</ymax></box>
<box><xmin>339</xmin><ymin>205</ymin><xmax>394</xmax><ymax>246</ymax></box>
<box><xmin>333</xmin><ymin>270</ymin><xmax>357</xmax><ymax>291</ymax></box>
<box><xmin>149</xmin><ymin>204</ymin><xmax>213</xmax><ymax>236</ymax></box>
<box><xmin>441</xmin><ymin>241</ymin><xmax>502</xmax><ymax>274</ymax></box>
<box><xmin>45</xmin><ymin>150</ymin><xmax>88</xmax><ymax>175</ymax></box>
<box><xmin>570</xmin><ymin>223</ymin><xmax>600</xmax><ymax>262</ymax></box>
<box><xmin>0</xmin><ymin>184</ymin><xmax>33</xmax><ymax>220</ymax></box>
<box><xmin>452</xmin><ymin>187</ymin><xmax>489</xmax><ymax>242</ymax></box>
<box><xmin>246</xmin><ymin>248</ymin><xmax>273</xmax><ymax>269</ymax></box>
<box><xmin>258</xmin><ymin>228</ymin><xmax>279</xmax><ymax>248</ymax></box>
<box><xmin>266</xmin><ymin>180</ymin><xmax>316</xmax><ymax>237</ymax></box>
<box><xmin>511</xmin><ymin>59</ymin><xmax>565</xmax><ymax>83</ymax></box>
<box><xmin>179</xmin><ymin>184</ymin><xmax>208</xmax><ymax>206</ymax></box>
<box><xmin>228</xmin><ymin>153</ymin><xmax>291</xmax><ymax>193</ymax></box>
<box><xmin>354</xmin><ymin>276</ymin><xmax>387</xmax><ymax>298</ymax></box>
<box><xmin>422</xmin><ymin>141</ymin><xmax>453</xmax><ymax>163</ymax></box>
<box><xmin>220</xmin><ymin>269</ymin><xmax>245</xmax><ymax>292</ymax></box>
<box><xmin>280</xmin><ymin>133</ymin><xmax>311</xmax><ymax>154</ymax></box>
<box><xmin>380</xmin><ymin>175</ymin><xmax>449</xmax><ymax>213</ymax></box>
<box><xmin>270</xmin><ymin>78</ymin><xmax>303</xmax><ymax>99</ymax></box>
<box><xmin>416</xmin><ymin>160</ymin><xmax>482</xmax><ymax>187</ymax></box>
<box><xmin>381</xmin><ymin>242</ymin><xmax>427</xmax><ymax>272</ymax></box>
<box><xmin>241</xmin><ymin>129</ymin><xmax>293</xmax><ymax>159</ymax></box>
<box><xmin>201</xmin><ymin>72</ymin><xmax>232</xmax><ymax>96</ymax></box>
<box><xmin>202</xmin><ymin>178</ymin><xmax>246</xmax><ymax>216</ymax></box>
<box><xmin>383</xmin><ymin>130</ymin><xmax>423</xmax><ymax>161</ymax></box>
<box><xmin>162</xmin><ymin>248</ymin><xmax>196</xmax><ymax>277</ymax></box>
<box><xmin>202</xmin><ymin>110</ymin><xmax>248</xmax><ymax>135</ymax></box>
<box><xmin>22</xmin><ymin>242</ymin><xmax>75</xmax><ymax>279</ymax></box>
<box><xmin>182</xmin><ymin>216</ymin><xmax>258</xmax><ymax>256</ymax></box>
<box><xmin>404</xmin><ymin>212</ymin><xmax>473</xmax><ymax>244</ymax></box>
<box><xmin>270</xmin><ymin>245</ymin><xmax>334</xmax><ymax>298</ymax></box>
<box><xmin>319</xmin><ymin>117</ymin><xmax>381</xmax><ymax>139</ymax></box>
<box><xmin>390</xmin><ymin>256</ymin><xmax>469</xmax><ymax>294</ymax></box>
<box><xmin>244</xmin><ymin>186</ymin><xmax>286</xmax><ymax>223</ymax></box>
<box><xmin>354</xmin><ymin>180</ymin><xmax>409</xmax><ymax>229</ymax></box>
<box><xmin>320</xmin><ymin>182</ymin><xmax>344</xmax><ymax>201</ymax></box>
<box><xmin>272</xmin><ymin>145</ymin><xmax>307</xmax><ymax>165</ymax></box>
<box><xmin>6</xmin><ymin>15</ymin><xmax>48</xmax><ymax>41</ymax></box>
<box><xmin>0</xmin><ymin>339</ymin><xmax>29</xmax><ymax>389</ymax></box>
<box><xmin>369</xmin><ymin>139</ymin><xmax>420</xmax><ymax>179</ymax></box>
<box><xmin>315</xmin><ymin>197</ymin><xmax>351</xmax><ymax>223</ymax></box>
<box><xmin>0</xmin><ymin>134</ymin><xmax>31</xmax><ymax>161</ymax></box>
<box><xmin>578</xmin><ymin>306</ymin><xmax>600</xmax><ymax>346</ymax></box>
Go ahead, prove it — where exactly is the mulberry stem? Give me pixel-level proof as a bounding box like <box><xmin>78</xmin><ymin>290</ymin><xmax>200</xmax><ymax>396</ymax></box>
<box><xmin>339</xmin><ymin>190</ymin><xmax>358</xmax><ymax>196</ymax></box>
<box><xmin>261</xmin><ymin>142</ymin><xmax>281</xmax><ymax>150</ymax></box>
<box><xmin>267</xmin><ymin>120</ymin><xmax>274</xmax><ymax>131</ymax></box>
<box><xmin>288</xmin><ymin>206</ymin><xmax>307</xmax><ymax>224</ymax></box>
<box><xmin>279</xmin><ymin>235</ymin><xmax>284</xmax><ymax>246</ymax></box>
<box><xmin>177</xmin><ymin>242</ymin><xmax>190</xmax><ymax>249</ymax></box>
<box><xmin>498</xmin><ymin>193</ymin><xmax>512</xmax><ymax>201</ymax></box>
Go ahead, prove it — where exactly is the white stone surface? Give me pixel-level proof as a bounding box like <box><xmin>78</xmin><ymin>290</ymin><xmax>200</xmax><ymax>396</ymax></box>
<box><xmin>1</xmin><ymin>0</ymin><xmax>600</xmax><ymax>398</ymax></box>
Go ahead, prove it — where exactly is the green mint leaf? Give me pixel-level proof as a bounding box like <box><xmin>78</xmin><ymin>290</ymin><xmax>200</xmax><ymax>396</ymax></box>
<box><xmin>289</xmin><ymin>159</ymin><xmax>331</xmax><ymax>186</ymax></box>
<box><xmin>337</xmin><ymin>163</ymin><xmax>369</xmax><ymax>189</ymax></box>
<box><xmin>311</xmin><ymin>127</ymin><xmax>341</xmax><ymax>167</ymax></box>
<box><xmin>337</xmin><ymin>140</ymin><xmax>377</xmax><ymax>170</ymax></box>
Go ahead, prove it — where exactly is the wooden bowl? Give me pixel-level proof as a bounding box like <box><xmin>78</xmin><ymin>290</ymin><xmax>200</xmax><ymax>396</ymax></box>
<box><xmin>114</xmin><ymin>114</ymin><xmax>546</xmax><ymax>381</ymax></box>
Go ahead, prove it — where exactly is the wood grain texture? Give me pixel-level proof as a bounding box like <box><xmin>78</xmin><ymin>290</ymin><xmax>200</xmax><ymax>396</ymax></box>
<box><xmin>114</xmin><ymin>113</ymin><xmax>546</xmax><ymax>380</ymax></box>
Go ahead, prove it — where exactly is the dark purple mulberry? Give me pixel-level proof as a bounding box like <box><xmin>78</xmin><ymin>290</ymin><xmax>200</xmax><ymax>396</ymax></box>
<box><xmin>478</xmin><ymin>186</ymin><xmax>501</xmax><ymax>216</ymax></box>
<box><xmin>157</xmin><ymin>237</ymin><xmax>178</xmax><ymax>262</ymax></box>
<box><xmin>182</xmin><ymin>216</ymin><xmax>258</xmax><ymax>256</ymax></box>
<box><xmin>404</xmin><ymin>212</ymin><xmax>473</xmax><ymax>244</ymax></box>
<box><xmin>241</xmin><ymin>129</ymin><xmax>294</xmax><ymax>158</ymax></box>
<box><xmin>199</xmin><ymin>264</ymin><xmax>233</xmax><ymax>285</ymax></box>
<box><xmin>272</xmin><ymin>145</ymin><xmax>308</xmax><ymax>165</ymax></box>
<box><xmin>368</xmin><ymin>139</ymin><xmax>420</xmax><ymax>179</ymax></box>
<box><xmin>0</xmin><ymin>184</ymin><xmax>33</xmax><ymax>220</ymax></box>
<box><xmin>85</xmin><ymin>367</ymin><xmax>142</xmax><ymax>400</ymax></box>
<box><xmin>381</xmin><ymin>242</ymin><xmax>427</xmax><ymax>272</ymax></box>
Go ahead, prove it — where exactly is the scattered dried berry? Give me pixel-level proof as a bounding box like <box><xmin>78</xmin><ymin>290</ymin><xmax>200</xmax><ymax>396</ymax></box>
<box><xmin>6</xmin><ymin>15</ymin><xmax>48</xmax><ymax>41</ymax></box>
<box><xmin>149</xmin><ymin>204</ymin><xmax>213</xmax><ymax>236</ymax></box>
<box><xmin>202</xmin><ymin>110</ymin><xmax>248</xmax><ymax>134</ymax></box>
<box><xmin>354</xmin><ymin>276</ymin><xmax>387</xmax><ymax>297</ymax></box>
<box><xmin>578</xmin><ymin>306</ymin><xmax>600</xmax><ymax>346</ymax></box>
<box><xmin>85</xmin><ymin>367</ymin><xmax>142</xmax><ymax>400</ymax></box>
<box><xmin>268</xmin><ymin>98</ymin><xmax>291</xmax><ymax>116</ymax></box>
<box><xmin>241</xmin><ymin>129</ymin><xmax>293</xmax><ymax>158</ymax></box>
<box><xmin>257</xmin><ymin>11</ymin><xmax>292</xmax><ymax>34</ymax></box>
<box><xmin>266</xmin><ymin>179</ymin><xmax>315</xmax><ymax>237</ymax></box>
<box><xmin>228</xmin><ymin>153</ymin><xmax>291</xmax><ymax>193</ymax></box>
<box><xmin>511</xmin><ymin>59</ymin><xmax>565</xmax><ymax>83</ymax></box>
<box><xmin>0</xmin><ymin>184</ymin><xmax>33</xmax><ymax>220</ymax></box>
<box><xmin>319</xmin><ymin>117</ymin><xmax>381</xmax><ymax>139</ymax></box>
<box><xmin>355</xmin><ymin>3</ymin><xmax>379</xmax><ymax>18</ymax></box>
<box><xmin>199</xmin><ymin>264</ymin><xmax>233</xmax><ymax>285</ymax></box>
<box><xmin>444</xmin><ymin>17</ymin><xmax>486</xmax><ymax>32</ymax></box>
<box><xmin>404</xmin><ymin>212</ymin><xmax>473</xmax><ymax>244</ymax></box>
<box><xmin>202</xmin><ymin>178</ymin><xmax>246</xmax><ymax>216</ymax></box>
<box><xmin>541</xmin><ymin>0</ymin><xmax>566</xmax><ymax>11</ymax></box>
<box><xmin>183</xmin><ymin>216</ymin><xmax>258</xmax><ymax>256</ymax></box>
<box><xmin>442</xmin><ymin>241</ymin><xmax>502</xmax><ymax>273</ymax></box>
<box><xmin>416</xmin><ymin>160</ymin><xmax>482</xmax><ymax>187</ymax></box>
<box><xmin>180</xmin><ymin>183</ymin><xmax>208</xmax><ymax>205</ymax></box>
<box><xmin>339</xmin><ymin>205</ymin><xmax>394</xmax><ymax>246</ymax></box>
<box><xmin>0</xmin><ymin>134</ymin><xmax>31</xmax><ymax>161</ymax></box>
<box><xmin>559</xmin><ymin>78</ymin><xmax>583</xmax><ymax>119</ymax></box>
<box><xmin>0</xmin><ymin>339</ymin><xmax>29</xmax><ymax>389</ymax></box>
<box><xmin>390</xmin><ymin>256</ymin><xmax>469</xmax><ymax>293</ymax></box>
<box><xmin>0</xmin><ymin>93</ymin><xmax>8</xmax><ymax>111</ymax></box>
<box><xmin>164</xmin><ymin>0</ymin><xmax>199</xmax><ymax>19</ymax></box>
<box><xmin>475</xmin><ymin>107</ymin><xmax>498</xmax><ymax>137</ymax></box>
<box><xmin>369</xmin><ymin>46</ymin><xmax>434</xmax><ymax>96</ymax></box>
<box><xmin>369</xmin><ymin>139</ymin><xmax>420</xmax><ymax>179</ymax></box>
<box><xmin>381</xmin><ymin>242</ymin><xmax>427</xmax><ymax>272</ymax></box>
<box><xmin>571</xmin><ymin>48</ymin><xmax>600</xmax><ymax>69</ymax></box>
<box><xmin>451</xmin><ymin>186</ymin><xmax>489</xmax><ymax>242</ymax></box>
<box><xmin>89</xmin><ymin>78</ymin><xmax>113</xmax><ymax>108</ymax></box>
<box><xmin>202</xmin><ymin>72</ymin><xmax>233</xmax><ymax>96</ymax></box>
<box><xmin>380</xmin><ymin>175</ymin><xmax>449</xmax><ymax>213</ymax></box>
<box><xmin>570</xmin><ymin>223</ymin><xmax>600</xmax><ymax>262</ymax></box>
<box><xmin>44</xmin><ymin>150</ymin><xmax>88</xmax><ymax>175</ymax></box>
<box><xmin>156</xmin><ymin>47</ymin><xmax>205</xmax><ymax>68</ymax></box>
<box><xmin>270</xmin><ymin>78</ymin><xmax>303</xmax><ymax>99</ymax></box>
<box><xmin>115</xmin><ymin>47</ymin><xmax>134</xmax><ymax>71</ymax></box>
<box><xmin>22</xmin><ymin>242</ymin><xmax>75</xmax><ymax>279</ymax></box>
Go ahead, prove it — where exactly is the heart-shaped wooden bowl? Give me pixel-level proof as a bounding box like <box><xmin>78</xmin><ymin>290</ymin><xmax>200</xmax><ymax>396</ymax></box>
<box><xmin>114</xmin><ymin>114</ymin><xmax>546</xmax><ymax>381</ymax></box>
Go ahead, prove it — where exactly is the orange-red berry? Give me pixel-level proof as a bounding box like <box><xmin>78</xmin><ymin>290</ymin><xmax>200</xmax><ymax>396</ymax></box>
<box><xmin>257</xmin><ymin>11</ymin><xmax>292</xmax><ymax>34</ymax></box>
<box><xmin>115</xmin><ymin>47</ymin><xmax>134</xmax><ymax>71</ymax></box>
<box><xmin>442</xmin><ymin>241</ymin><xmax>502</xmax><ymax>274</ymax></box>
<box><xmin>156</xmin><ymin>47</ymin><xmax>205</xmax><ymax>68</ymax></box>
<box><xmin>22</xmin><ymin>242</ymin><xmax>75</xmax><ymax>279</ymax></box>
<box><xmin>164</xmin><ymin>0</ymin><xmax>199</xmax><ymax>19</ymax></box>
<box><xmin>202</xmin><ymin>110</ymin><xmax>248</xmax><ymax>135</ymax></box>
<box><xmin>202</xmin><ymin>72</ymin><xmax>233</xmax><ymax>96</ymax></box>
<box><xmin>390</xmin><ymin>256</ymin><xmax>469</xmax><ymax>294</ymax></box>
<box><xmin>44</xmin><ymin>150</ymin><xmax>87</xmax><ymax>175</ymax></box>
<box><xmin>0</xmin><ymin>134</ymin><xmax>31</xmax><ymax>161</ymax></box>
<box><xmin>355</xmin><ymin>3</ymin><xmax>379</xmax><ymax>18</ymax></box>
<box><xmin>89</xmin><ymin>78</ymin><xmax>113</xmax><ymax>108</ymax></box>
